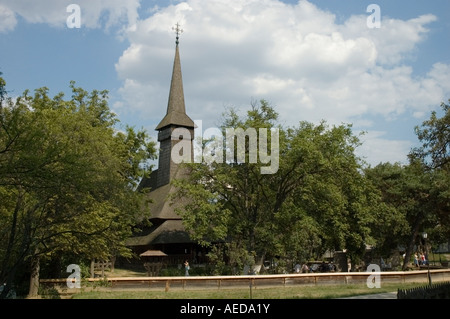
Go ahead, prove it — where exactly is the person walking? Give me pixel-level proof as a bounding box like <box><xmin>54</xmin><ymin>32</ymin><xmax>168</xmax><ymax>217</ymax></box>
<box><xmin>414</xmin><ymin>253</ymin><xmax>419</xmax><ymax>267</ymax></box>
<box><xmin>184</xmin><ymin>260</ymin><xmax>190</xmax><ymax>276</ymax></box>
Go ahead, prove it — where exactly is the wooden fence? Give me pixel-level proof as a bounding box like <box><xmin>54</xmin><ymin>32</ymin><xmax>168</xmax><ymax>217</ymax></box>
<box><xmin>398</xmin><ymin>281</ymin><xmax>450</xmax><ymax>299</ymax></box>
<box><xmin>41</xmin><ymin>268</ymin><xmax>450</xmax><ymax>293</ymax></box>
<box><xmin>90</xmin><ymin>260</ymin><xmax>113</xmax><ymax>278</ymax></box>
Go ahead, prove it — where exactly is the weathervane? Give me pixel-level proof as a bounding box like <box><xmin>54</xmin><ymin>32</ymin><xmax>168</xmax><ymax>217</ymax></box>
<box><xmin>173</xmin><ymin>22</ymin><xmax>183</xmax><ymax>45</ymax></box>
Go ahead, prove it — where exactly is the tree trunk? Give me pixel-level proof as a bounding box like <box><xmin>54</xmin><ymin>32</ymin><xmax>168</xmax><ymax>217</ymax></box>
<box><xmin>254</xmin><ymin>253</ymin><xmax>265</xmax><ymax>274</ymax></box>
<box><xmin>0</xmin><ymin>191</ymin><xmax>23</xmax><ymax>285</ymax></box>
<box><xmin>402</xmin><ymin>216</ymin><xmax>422</xmax><ymax>270</ymax></box>
<box><xmin>28</xmin><ymin>253</ymin><xmax>40</xmax><ymax>298</ymax></box>
<box><xmin>110</xmin><ymin>255</ymin><xmax>116</xmax><ymax>272</ymax></box>
<box><xmin>0</xmin><ymin>192</ymin><xmax>25</xmax><ymax>299</ymax></box>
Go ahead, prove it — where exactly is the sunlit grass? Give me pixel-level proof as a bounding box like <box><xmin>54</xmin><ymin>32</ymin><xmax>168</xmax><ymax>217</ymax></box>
<box><xmin>71</xmin><ymin>282</ymin><xmax>424</xmax><ymax>299</ymax></box>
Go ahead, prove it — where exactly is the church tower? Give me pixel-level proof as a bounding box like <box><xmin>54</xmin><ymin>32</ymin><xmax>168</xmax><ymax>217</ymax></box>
<box><xmin>155</xmin><ymin>23</ymin><xmax>195</xmax><ymax>187</ymax></box>
<box><xmin>126</xmin><ymin>24</ymin><xmax>199</xmax><ymax>262</ymax></box>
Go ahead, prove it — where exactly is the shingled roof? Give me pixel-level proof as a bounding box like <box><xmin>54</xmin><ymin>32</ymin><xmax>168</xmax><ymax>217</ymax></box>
<box><xmin>128</xmin><ymin>32</ymin><xmax>195</xmax><ymax>248</ymax></box>
<box><xmin>145</xmin><ymin>183</ymin><xmax>181</xmax><ymax>220</ymax></box>
<box><xmin>155</xmin><ymin>43</ymin><xmax>195</xmax><ymax>130</ymax></box>
<box><xmin>127</xmin><ymin>220</ymin><xmax>194</xmax><ymax>246</ymax></box>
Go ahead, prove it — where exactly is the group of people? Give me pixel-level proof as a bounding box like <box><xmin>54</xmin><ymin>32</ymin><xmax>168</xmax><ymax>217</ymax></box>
<box><xmin>294</xmin><ymin>261</ymin><xmax>336</xmax><ymax>273</ymax></box>
<box><xmin>413</xmin><ymin>252</ymin><xmax>428</xmax><ymax>267</ymax></box>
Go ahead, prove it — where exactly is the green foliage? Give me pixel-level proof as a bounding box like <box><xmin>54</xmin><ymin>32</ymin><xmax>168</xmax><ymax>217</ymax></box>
<box><xmin>365</xmin><ymin>101</ymin><xmax>450</xmax><ymax>269</ymax></box>
<box><xmin>409</xmin><ymin>101</ymin><xmax>450</xmax><ymax>243</ymax></box>
<box><xmin>205</xmin><ymin>244</ymin><xmax>229</xmax><ymax>275</ymax></box>
<box><xmin>172</xmin><ymin>100</ymin><xmax>379</xmax><ymax>270</ymax></box>
<box><xmin>159</xmin><ymin>267</ymin><xmax>184</xmax><ymax>277</ymax></box>
<box><xmin>410</xmin><ymin>100</ymin><xmax>449</xmax><ymax>170</ymax></box>
<box><xmin>0</xmin><ymin>77</ymin><xmax>156</xmax><ymax>297</ymax></box>
<box><xmin>90</xmin><ymin>277</ymin><xmax>112</xmax><ymax>288</ymax></box>
<box><xmin>38</xmin><ymin>286</ymin><xmax>61</xmax><ymax>299</ymax></box>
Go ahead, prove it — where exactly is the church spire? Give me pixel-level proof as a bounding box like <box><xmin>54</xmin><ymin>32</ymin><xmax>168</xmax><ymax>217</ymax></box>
<box><xmin>155</xmin><ymin>23</ymin><xmax>195</xmax><ymax>131</ymax></box>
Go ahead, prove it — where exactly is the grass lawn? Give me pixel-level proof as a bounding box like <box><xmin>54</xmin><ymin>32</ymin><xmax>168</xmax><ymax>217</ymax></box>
<box><xmin>64</xmin><ymin>261</ymin><xmax>450</xmax><ymax>299</ymax></box>
<box><xmin>71</xmin><ymin>281</ymin><xmax>424</xmax><ymax>299</ymax></box>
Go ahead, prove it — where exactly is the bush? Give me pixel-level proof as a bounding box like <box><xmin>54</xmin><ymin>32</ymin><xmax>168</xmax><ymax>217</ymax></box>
<box><xmin>38</xmin><ymin>286</ymin><xmax>61</xmax><ymax>299</ymax></box>
<box><xmin>159</xmin><ymin>267</ymin><xmax>184</xmax><ymax>277</ymax></box>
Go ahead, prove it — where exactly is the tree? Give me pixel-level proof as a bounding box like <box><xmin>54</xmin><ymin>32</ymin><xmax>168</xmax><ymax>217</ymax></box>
<box><xmin>364</xmin><ymin>162</ymin><xmax>428</xmax><ymax>269</ymax></box>
<box><xmin>0</xmin><ymin>72</ymin><xmax>7</xmax><ymax>105</ymax></box>
<box><xmin>172</xmin><ymin>101</ymin><xmax>280</xmax><ymax>270</ymax></box>
<box><xmin>172</xmin><ymin>100</ymin><xmax>379</xmax><ymax>273</ymax></box>
<box><xmin>0</xmin><ymin>78</ymin><xmax>156</xmax><ymax>298</ymax></box>
<box><xmin>409</xmin><ymin>101</ymin><xmax>449</xmax><ymax>170</ymax></box>
<box><xmin>365</xmin><ymin>102</ymin><xmax>450</xmax><ymax>270</ymax></box>
<box><xmin>407</xmin><ymin>101</ymin><xmax>450</xmax><ymax>266</ymax></box>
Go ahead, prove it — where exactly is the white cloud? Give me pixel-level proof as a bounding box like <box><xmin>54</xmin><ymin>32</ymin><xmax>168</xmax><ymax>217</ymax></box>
<box><xmin>0</xmin><ymin>0</ymin><xmax>140</xmax><ymax>30</ymax></box>
<box><xmin>0</xmin><ymin>4</ymin><xmax>17</xmax><ymax>33</ymax></box>
<box><xmin>6</xmin><ymin>0</ymin><xmax>445</xmax><ymax>165</ymax></box>
<box><xmin>341</xmin><ymin>14</ymin><xmax>438</xmax><ymax>66</ymax></box>
<box><xmin>112</xmin><ymin>1</ymin><xmax>450</xmax><ymax>167</ymax></box>
<box><xmin>356</xmin><ymin>131</ymin><xmax>412</xmax><ymax>166</ymax></box>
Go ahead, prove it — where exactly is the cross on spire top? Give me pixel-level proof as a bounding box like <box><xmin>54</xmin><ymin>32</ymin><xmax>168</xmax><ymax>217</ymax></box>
<box><xmin>173</xmin><ymin>23</ymin><xmax>183</xmax><ymax>45</ymax></box>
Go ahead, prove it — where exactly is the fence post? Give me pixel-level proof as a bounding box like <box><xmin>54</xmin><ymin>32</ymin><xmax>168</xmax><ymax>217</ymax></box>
<box><xmin>90</xmin><ymin>260</ymin><xmax>95</xmax><ymax>278</ymax></box>
<box><xmin>249</xmin><ymin>279</ymin><xmax>253</xmax><ymax>299</ymax></box>
<box><xmin>165</xmin><ymin>280</ymin><xmax>170</xmax><ymax>292</ymax></box>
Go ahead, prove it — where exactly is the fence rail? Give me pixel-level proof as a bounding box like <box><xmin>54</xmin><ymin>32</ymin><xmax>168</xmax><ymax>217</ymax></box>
<box><xmin>40</xmin><ymin>269</ymin><xmax>450</xmax><ymax>293</ymax></box>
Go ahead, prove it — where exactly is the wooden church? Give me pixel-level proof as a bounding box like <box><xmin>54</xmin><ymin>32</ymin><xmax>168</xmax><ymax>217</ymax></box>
<box><xmin>126</xmin><ymin>25</ymin><xmax>206</xmax><ymax>266</ymax></box>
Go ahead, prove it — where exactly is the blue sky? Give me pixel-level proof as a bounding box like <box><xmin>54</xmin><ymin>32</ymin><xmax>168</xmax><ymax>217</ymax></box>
<box><xmin>1</xmin><ymin>0</ymin><xmax>449</xmax><ymax>167</ymax></box>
